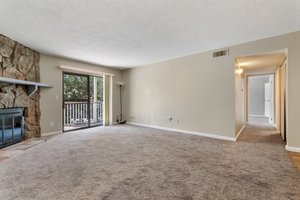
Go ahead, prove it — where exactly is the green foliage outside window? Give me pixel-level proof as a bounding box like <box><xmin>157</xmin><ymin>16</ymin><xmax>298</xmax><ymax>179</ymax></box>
<box><xmin>64</xmin><ymin>74</ymin><xmax>103</xmax><ymax>102</ymax></box>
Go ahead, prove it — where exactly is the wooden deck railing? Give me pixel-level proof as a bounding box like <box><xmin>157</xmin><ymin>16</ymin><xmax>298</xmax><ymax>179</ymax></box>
<box><xmin>64</xmin><ymin>101</ymin><xmax>103</xmax><ymax>126</ymax></box>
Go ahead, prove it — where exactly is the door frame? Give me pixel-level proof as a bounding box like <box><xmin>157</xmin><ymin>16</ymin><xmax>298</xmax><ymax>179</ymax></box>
<box><xmin>280</xmin><ymin>61</ymin><xmax>287</xmax><ymax>141</ymax></box>
<box><xmin>245</xmin><ymin>73</ymin><xmax>275</xmax><ymax>126</ymax></box>
<box><xmin>62</xmin><ymin>71</ymin><xmax>103</xmax><ymax>132</ymax></box>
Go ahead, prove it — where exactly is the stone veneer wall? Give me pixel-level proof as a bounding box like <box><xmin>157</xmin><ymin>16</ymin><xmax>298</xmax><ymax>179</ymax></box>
<box><xmin>0</xmin><ymin>34</ymin><xmax>41</xmax><ymax>138</ymax></box>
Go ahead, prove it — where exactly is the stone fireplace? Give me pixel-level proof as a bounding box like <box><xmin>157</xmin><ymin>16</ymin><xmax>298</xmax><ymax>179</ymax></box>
<box><xmin>0</xmin><ymin>34</ymin><xmax>41</xmax><ymax>139</ymax></box>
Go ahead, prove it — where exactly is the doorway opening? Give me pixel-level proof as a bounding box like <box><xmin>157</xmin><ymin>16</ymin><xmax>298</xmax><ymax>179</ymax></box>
<box><xmin>235</xmin><ymin>50</ymin><xmax>287</xmax><ymax>142</ymax></box>
<box><xmin>63</xmin><ymin>72</ymin><xmax>103</xmax><ymax>131</ymax></box>
<box><xmin>247</xmin><ymin>74</ymin><xmax>275</xmax><ymax>126</ymax></box>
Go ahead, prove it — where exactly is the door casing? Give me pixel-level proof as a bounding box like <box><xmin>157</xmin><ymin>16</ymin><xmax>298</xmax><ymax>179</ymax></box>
<box><xmin>62</xmin><ymin>72</ymin><xmax>103</xmax><ymax>132</ymax></box>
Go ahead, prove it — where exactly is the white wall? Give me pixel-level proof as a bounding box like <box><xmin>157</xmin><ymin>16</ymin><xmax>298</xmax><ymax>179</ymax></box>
<box><xmin>123</xmin><ymin>31</ymin><xmax>300</xmax><ymax>150</ymax></box>
<box><xmin>248</xmin><ymin>76</ymin><xmax>270</xmax><ymax>116</ymax></box>
<box><xmin>39</xmin><ymin>55</ymin><xmax>123</xmax><ymax>134</ymax></box>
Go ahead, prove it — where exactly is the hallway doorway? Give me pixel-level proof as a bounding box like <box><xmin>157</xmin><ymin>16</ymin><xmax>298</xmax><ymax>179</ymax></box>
<box><xmin>247</xmin><ymin>74</ymin><xmax>275</xmax><ymax>127</ymax></box>
<box><xmin>235</xmin><ymin>50</ymin><xmax>287</xmax><ymax>142</ymax></box>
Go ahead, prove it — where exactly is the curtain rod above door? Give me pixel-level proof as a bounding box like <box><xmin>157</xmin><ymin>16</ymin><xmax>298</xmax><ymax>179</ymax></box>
<box><xmin>59</xmin><ymin>65</ymin><xmax>115</xmax><ymax>77</ymax></box>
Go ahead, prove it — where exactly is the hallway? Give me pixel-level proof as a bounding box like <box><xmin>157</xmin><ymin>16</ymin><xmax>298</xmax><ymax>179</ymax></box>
<box><xmin>238</xmin><ymin>124</ymin><xmax>300</xmax><ymax>171</ymax></box>
<box><xmin>238</xmin><ymin>124</ymin><xmax>283</xmax><ymax>144</ymax></box>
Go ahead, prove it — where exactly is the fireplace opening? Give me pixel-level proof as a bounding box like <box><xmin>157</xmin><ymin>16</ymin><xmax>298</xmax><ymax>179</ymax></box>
<box><xmin>0</xmin><ymin>108</ymin><xmax>25</xmax><ymax>149</ymax></box>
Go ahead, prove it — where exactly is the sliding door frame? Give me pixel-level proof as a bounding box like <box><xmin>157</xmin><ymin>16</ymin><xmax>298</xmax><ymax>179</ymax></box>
<box><xmin>62</xmin><ymin>71</ymin><xmax>103</xmax><ymax>132</ymax></box>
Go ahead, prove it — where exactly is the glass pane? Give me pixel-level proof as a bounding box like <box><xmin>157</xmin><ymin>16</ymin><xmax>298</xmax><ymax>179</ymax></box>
<box><xmin>3</xmin><ymin>118</ymin><xmax>13</xmax><ymax>143</ymax></box>
<box><xmin>89</xmin><ymin>76</ymin><xmax>103</xmax><ymax>126</ymax></box>
<box><xmin>63</xmin><ymin>74</ymin><xmax>89</xmax><ymax>131</ymax></box>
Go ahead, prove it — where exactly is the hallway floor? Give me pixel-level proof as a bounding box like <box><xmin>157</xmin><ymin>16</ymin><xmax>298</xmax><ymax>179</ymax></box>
<box><xmin>248</xmin><ymin>116</ymin><xmax>273</xmax><ymax>127</ymax></box>
<box><xmin>245</xmin><ymin>116</ymin><xmax>300</xmax><ymax>170</ymax></box>
<box><xmin>239</xmin><ymin>122</ymin><xmax>300</xmax><ymax>168</ymax></box>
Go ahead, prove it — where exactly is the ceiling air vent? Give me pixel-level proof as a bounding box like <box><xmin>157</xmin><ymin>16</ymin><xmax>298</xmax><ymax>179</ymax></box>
<box><xmin>212</xmin><ymin>49</ymin><xmax>229</xmax><ymax>58</ymax></box>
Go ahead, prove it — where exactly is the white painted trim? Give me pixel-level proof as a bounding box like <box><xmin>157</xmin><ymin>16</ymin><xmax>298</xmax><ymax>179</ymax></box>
<box><xmin>59</xmin><ymin>65</ymin><xmax>114</xmax><ymax>77</ymax></box>
<box><xmin>249</xmin><ymin>114</ymin><xmax>267</xmax><ymax>118</ymax></box>
<box><xmin>41</xmin><ymin>131</ymin><xmax>62</xmax><ymax>137</ymax></box>
<box><xmin>236</xmin><ymin>124</ymin><xmax>245</xmax><ymax>140</ymax></box>
<box><xmin>244</xmin><ymin>70</ymin><xmax>277</xmax><ymax>76</ymax></box>
<box><xmin>109</xmin><ymin>76</ymin><xmax>113</xmax><ymax>125</ymax></box>
<box><xmin>127</xmin><ymin>122</ymin><xmax>236</xmax><ymax>142</ymax></box>
<box><xmin>0</xmin><ymin>76</ymin><xmax>51</xmax><ymax>87</ymax></box>
<box><xmin>285</xmin><ymin>145</ymin><xmax>300</xmax><ymax>153</ymax></box>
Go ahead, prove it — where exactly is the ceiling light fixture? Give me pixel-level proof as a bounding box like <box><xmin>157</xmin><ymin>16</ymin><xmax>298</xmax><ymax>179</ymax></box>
<box><xmin>235</xmin><ymin>64</ymin><xmax>243</xmax><ymax>74</ymax></box>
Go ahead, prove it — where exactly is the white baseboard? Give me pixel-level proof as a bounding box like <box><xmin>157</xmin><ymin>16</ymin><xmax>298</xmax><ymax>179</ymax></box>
<box><xmin>127</xmin><ymin>122</ymin><xmax>236</xmax><ymax>142</ymax></box>
<box><xmin>41</xmin><ymin>131</ymin><xmax>62</xmax><ymax>137</ymax></box>
<box><xmin>286</xmin><ymin>145</ymin><xmax>300</xmax><ymax>153</ymax></box>
<box><xmin>235</xmin><ymin>124</ymin><xmax>246</xmax><ymax>140</ymax></box>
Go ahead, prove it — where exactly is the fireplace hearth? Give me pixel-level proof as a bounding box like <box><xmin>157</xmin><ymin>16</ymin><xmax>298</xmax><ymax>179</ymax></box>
<box><xmin>0</xmin><ymin>108</ymin><xmax>25</xmax><ymax>148</ymax></box>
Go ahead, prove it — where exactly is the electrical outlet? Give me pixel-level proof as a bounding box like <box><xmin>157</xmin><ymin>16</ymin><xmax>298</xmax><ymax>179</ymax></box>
<box><xmin>50</xmin><ymin>122</ymin><xmax>54</xmax><ymax>127</ymax></box>
<box><xmin>167</xmin><ymin>117</ymin><xmax>173</xmax><ymax>121</ymax></box>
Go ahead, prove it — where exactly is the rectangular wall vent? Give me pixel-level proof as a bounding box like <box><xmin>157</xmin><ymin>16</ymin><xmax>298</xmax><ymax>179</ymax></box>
<box><xmin>213</xmin><ymin>49</ymin><xmax>229</xmax><ymax>58</ymax></box>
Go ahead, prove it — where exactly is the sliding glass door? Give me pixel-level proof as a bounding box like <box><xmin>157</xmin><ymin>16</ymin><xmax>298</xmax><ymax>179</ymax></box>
<box><xmin>63</xmin><ymin>73</ymin><xmax>103</xmax><ymax>131</ymax></box>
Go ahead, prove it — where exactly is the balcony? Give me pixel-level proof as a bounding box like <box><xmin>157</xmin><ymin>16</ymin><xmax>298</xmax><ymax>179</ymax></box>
<box><xmin>63</xmin><ymin>101</ymin><xmax>103</xmax><ymax>131</ymax></box>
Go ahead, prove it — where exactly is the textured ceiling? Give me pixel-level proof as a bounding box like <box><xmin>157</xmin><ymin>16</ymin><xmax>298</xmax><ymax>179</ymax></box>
<box><xmin>0</xmin><ymin>0</ymin><xmax>300</xmax><ymax>68</ymax></box>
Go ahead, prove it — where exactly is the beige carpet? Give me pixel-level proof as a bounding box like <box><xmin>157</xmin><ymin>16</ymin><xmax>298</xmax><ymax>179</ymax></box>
<box><xmin>0</xmin><ymin>124</ymin><xmax>299</xmax><ymax>200</ymax></box>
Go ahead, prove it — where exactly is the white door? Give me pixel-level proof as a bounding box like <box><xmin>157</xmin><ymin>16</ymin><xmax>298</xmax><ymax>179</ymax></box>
<box><xmin>265</xmin><ymin>76</ymin><xmax>275</xmax><ymax>126</ymax></box>
<box><xmin>264</xmin><ymin>83</ymin><xmax>271</xmax><ymax>118</ymax></box>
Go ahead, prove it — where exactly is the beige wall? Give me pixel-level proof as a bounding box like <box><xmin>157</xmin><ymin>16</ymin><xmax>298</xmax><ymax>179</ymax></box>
<box><xmin>39</xmin><ymin>55</ymin><xmax>123</xmax><ymax>134</ymax></box>
<box><xmin>123</xmin><ymin>52</ymin><xmax>236</xmax><ymax>138</ymax></box>
<box><xmin>123</xmin><ymin>31</ymin><xmax>300</xmax><ymax>149</ymax></box>
<box><xmin>275</xmin><ymin>65</ymin><xmax>281</xmax><ymax>131</ymax></box>
<box><xmin>248</xmin><ymin>76</ymin><xmax>270</xmax><ymax>116</ymax></box>
<box><xmin>235</xmin><ymin>73</ymin><xmax>245</xmax><ymax>135</ymax></box>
